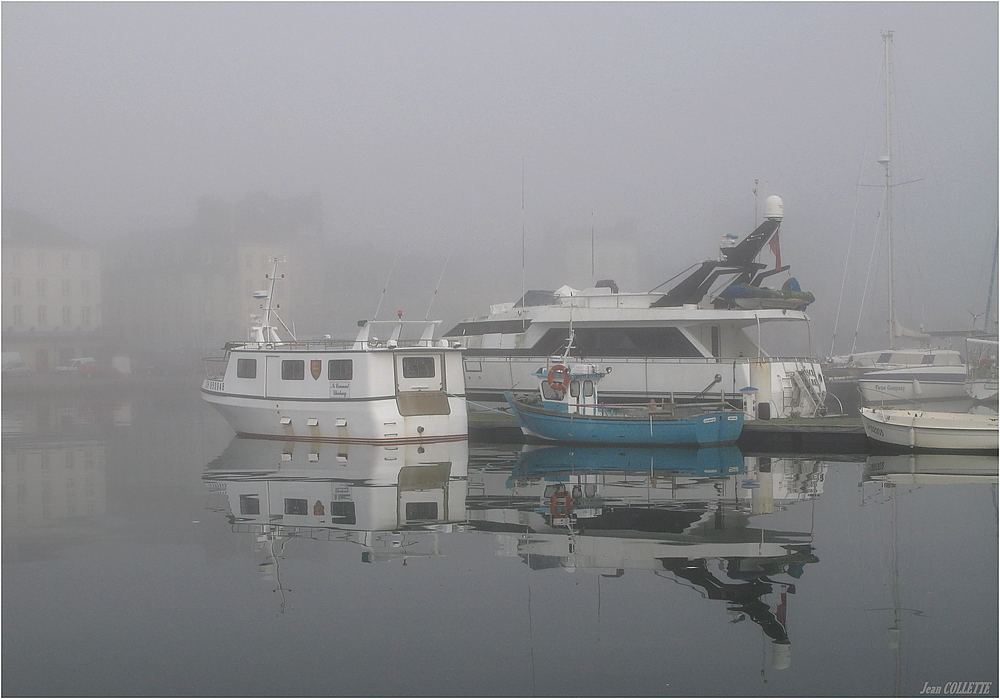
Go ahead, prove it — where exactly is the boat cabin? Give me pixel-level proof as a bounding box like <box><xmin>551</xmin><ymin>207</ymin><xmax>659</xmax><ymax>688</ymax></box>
<box><xmin>535</xmin><ymin>362</ymin><xmax>606</xmax><ymax>415</ymax></box>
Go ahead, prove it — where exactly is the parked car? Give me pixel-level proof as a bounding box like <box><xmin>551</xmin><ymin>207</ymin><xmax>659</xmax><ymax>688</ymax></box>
<box><xmin>55</xmin><ymin>357</ymin><xmax>97</xmax><ymax>372</ymax></box>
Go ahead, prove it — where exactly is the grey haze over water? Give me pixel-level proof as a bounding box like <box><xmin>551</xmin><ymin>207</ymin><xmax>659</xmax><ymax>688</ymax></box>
<box><xmin>3</xmin><ymin>2</ymin><xmax>997</xmax><ymax>351</ymax></box>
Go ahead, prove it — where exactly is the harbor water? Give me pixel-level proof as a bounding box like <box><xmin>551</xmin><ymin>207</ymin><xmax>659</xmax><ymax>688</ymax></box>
<box><xmin>3</xmin><ymin>380</ymin><xmax>997</xmax><ymax>697</ymax></box>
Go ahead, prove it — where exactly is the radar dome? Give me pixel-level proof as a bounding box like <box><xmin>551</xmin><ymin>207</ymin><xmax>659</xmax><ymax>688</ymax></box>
<box><xmin>763</xmin><ymin>195</ymin><xmax>784</xmax><ymax>220</ymax></box>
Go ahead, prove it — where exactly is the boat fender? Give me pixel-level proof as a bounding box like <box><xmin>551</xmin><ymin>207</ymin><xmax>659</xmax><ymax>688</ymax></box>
<box><xmin>547</xmin><ymin>364</ymin><xmax>569</xmax><ymax>392</ymax></box>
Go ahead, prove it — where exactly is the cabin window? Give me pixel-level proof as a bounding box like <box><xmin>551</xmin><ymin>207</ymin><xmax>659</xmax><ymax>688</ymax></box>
<box><xmin>710</xmin><ymin>326</ymin><xmax>721</xmax><ymax>358</ymax></box>
<box><xmin>584</xmin><ymin>380</ymin><xmax>594</xmax><ymax>397</ymax></box>
<box><xmin>329</xmin><ymin>501</ymin><xmax>356</xmax><ymax>525</ymax></box>
<box><xmin>531</xmin><ymin>327</ymin><xmax>702</xmax><ymax>358</ymax></box>
<box><xmin>570</xmin><ymin>380</ymin><xmax>581</xmax><ymax>398</ymax></box>
<box><xmin>402</xmin><ymin>356</ymin><xmax>435</xmax><ymax>378</ymax></box>
<box><xmin>328</xmin><ymin>359</ymin><xmax>353</xmax><ymax>380</ymax></box>
<box><xmin>239</xmin><ymin>495</ymin><xmax>260</xmax><ymax>515</ymax></box>
<box><xmin>877</xmin><ymin>352</ymin><xmax>893</xmax><ymax>364</ymax></box>
<box><xmin>405</xmin><ymin>501</ymin><xmax>439</xmax><ymax>521</ymax></box>
<box><xmin>281</xmin><ymin>359</ymin><xmax>305</xmax><ymax>380</ymax></box>
<box><xmin>284</xmin><ymin>498</ymin><xmax>308</xmax><ymax>515</ymax></box>
<box><xmin>921</xmin><ymin>355</ymin><xmax>935</xmax><ymax>364</ymax></box>
<box><xmin>237</xmin><ymin>358</ymin><xmax>257</xmax><ymax>378</ymax></box>
<box><xmin>541</xmin><ymin>382</ymin><xmax>561</xmax><ymax>400</ymax></box>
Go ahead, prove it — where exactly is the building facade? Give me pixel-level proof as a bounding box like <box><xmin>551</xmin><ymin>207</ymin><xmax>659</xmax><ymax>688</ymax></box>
<box><xmin>2</xmin><ymin>210</ymin><xmax>105</xmax><ymax>370</ymax></box>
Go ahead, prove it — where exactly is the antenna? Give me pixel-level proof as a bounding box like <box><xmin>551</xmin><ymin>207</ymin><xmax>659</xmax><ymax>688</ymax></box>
<box><xmin>424</xmin><ymin>251</ymin><xmax>452</xmax><ymax>320</ymax></box>
<box><xmin>590</xmin><ymin>211</ymin><xmax>597</xmax><ymax>284</ymax></box>
<box><xmin>753</xmin><ymin>179</ymin><xmax>759</xmax><ymax>228</ymax></box>
<box><xmin>373</xmin><ymin>251</ymin><xmax>400</xmax><ymax>322</ymax></box>
<box><xmin>521</xmin><ymin>158</ymin><xmax>526</xmax><ymax>330</ymax></box>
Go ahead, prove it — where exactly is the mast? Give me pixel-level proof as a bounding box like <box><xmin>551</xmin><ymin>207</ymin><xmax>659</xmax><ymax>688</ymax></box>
<box><xmin>881</xmin><ymin>29</ymin><xmax>896</xmax><ymax>349</ymax></box>
<box><xmin>985</xmin><ymin>230</ymin><xmax>998</xmax><ymax>333</ymax></box>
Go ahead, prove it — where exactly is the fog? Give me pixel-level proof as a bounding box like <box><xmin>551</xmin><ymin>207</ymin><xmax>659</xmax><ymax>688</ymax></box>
<box><xmin>3</xmin><ymin>2</ymin><xmax>997</xmax><ymax>360</ymax></box>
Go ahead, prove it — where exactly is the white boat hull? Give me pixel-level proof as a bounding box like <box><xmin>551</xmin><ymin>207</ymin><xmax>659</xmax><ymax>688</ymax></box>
<box><xmin>858</xmin><ymin>366</ymin><xmax>968</xmax><ymax>405</ymax></box>
<box><xmin>966</xmin><ymin>379</ymin><xmax>999</xmax><ymax>402</ymax></box>
<box><xmin>202</xmin><ymin>390</ymin><xmax>468</xmax><ymax>444</ymax></box>
<box><xmin>859</xmin><ymin>407</ymin><xmax>999</xmax><ymax>452</ymax></box>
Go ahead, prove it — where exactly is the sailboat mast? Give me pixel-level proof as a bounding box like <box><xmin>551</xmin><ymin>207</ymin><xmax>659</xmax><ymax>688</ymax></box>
<box><xmin>882</xmin><ymin>29</ymin><xmax>896</xmax><ymax>350</ymax></box>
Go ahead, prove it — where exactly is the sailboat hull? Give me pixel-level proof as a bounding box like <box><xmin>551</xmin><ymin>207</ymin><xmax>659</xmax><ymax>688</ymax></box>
<box><xmin>857</xmin><ymin>365</ymin><xmax>968</xmax><ymax>405</ymax></box>
<box><xmin>860</xmin><ymin>406</ymin><xmax>998</xmax><ymax>453</ymax></box>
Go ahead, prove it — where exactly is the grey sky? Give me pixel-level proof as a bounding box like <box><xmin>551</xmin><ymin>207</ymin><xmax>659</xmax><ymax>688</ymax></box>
<box><xmin>3</xmin><ymin>2</ymin><xmax>997</xmax><ymax>351</ymax></box>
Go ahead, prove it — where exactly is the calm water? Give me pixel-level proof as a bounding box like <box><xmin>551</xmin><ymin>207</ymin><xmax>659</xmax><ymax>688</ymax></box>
<box><xmin>3</xmin><ymin>381</ymin><xmax>997</xmax><ymax>698</ymax></box>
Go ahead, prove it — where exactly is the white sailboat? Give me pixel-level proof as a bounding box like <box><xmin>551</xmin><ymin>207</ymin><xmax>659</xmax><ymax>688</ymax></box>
<box><xmin>826</xmin><ymin>31</ymin><xmax>967</xmax><ymax>407</ymax></box>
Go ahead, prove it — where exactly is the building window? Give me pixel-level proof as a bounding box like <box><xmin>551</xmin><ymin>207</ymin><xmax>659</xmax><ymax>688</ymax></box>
<box><xmin>62</xmin><ymin>306</ymin><xmax>71</xmax><ymax>326</ymax></box>
<box><xmin>402</xmin><ymin>356</ymin><xmax>435</xmax><ymax>378</ymax></box>
<box><xmin>37</xmin><ymin>306</ymin><xmax>47</xmax><ymax>326</ymax></box>
<box><xmin>12</xmin><ymin>306</ymin><xmax>23</xmax><ymax>326</ymax></box>
<box><xmin>281</xmin><ymin>359</ymin><xmax>304</xmax><ymax>380</ymax></box>
<box><xmin>62</xmin><ymin>254</ymin><xmax>71</xmax><ymax>270</ymax></box>
<box><xmin>37</xmin><ymin>280</ymin><xmax>46</xmax><ymax>298</ymax></box>
<box><xmin>61</xmin><ymin>280</ymin><xmax>70</xmax><ymax>298</ymax></box>
<box><xmin>81</xmin><ymin>255</ymin><xmax>89</xmax><ymax>271</ymax></box>
<box><xmin>328</xmin><ymin>359</ymin><xmax>353</xmax><ymax>380</ymax></box>
<box><xmin>37</xmin><ymin>252</ymin><xmax>45</xmax><ymax>270</ymax></box>
<box><xmin>81</xmin><ymin>307</ymin><xmax>90</xmax><ymax>326</ymax></box>
<box><xmin>11</xmin><ymin>251</ymin><xmax>21</xmax><ymax>267</ymax></box>
<box><xmin>81</xmin><ymin>280</ymin><xmax>90</xmax><ymax>298</ymax></box>
<box><xmin>12</xmin><ymin>279</ymin><xmax>21</xmax><ymax>297</ymax></box>
<box><xmin>237</xmin><ymin>358</ymin><xmax>257</xmax><ymax>378</ymax></box>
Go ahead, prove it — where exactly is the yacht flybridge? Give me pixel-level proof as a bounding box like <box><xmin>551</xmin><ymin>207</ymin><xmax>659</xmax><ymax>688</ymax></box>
<box><xmin>202</xmin><ymin>260</ymin><xmax>467</xmax><ymax>444</ymax></box>
<box><xmin>445</xmin><ymin>196</ymin><xmax>827</xmax><ymax>419</ymax></box>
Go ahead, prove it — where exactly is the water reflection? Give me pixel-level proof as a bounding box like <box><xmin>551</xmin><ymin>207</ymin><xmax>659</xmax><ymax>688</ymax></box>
<box><xmin>2</xmin><ymin>399</ymin><xmax>113</xmax><ymax>562</ymax></box>
<box><xmin>203</xmin><ymin>438</ymin><xmax>469</xmax><ymax>565</ymax></box>
<box><xmin>863</xmin><ymin>452</ymin><xmax>1000</xmax><ymax>485</ymax></box>
<box><xmin>466</xmin><ymin>445</ymin><xmax>825</xmax><ymax>670</ymax></box>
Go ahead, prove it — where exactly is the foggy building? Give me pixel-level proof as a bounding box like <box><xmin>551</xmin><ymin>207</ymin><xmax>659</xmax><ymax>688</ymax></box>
<box><xmin>100</xmin><ymin>191</ymin><xmax>330</xmax><ymax>374</ymax></box>
<box><xmin>1</xmin><ymin>210</ymin><xmax>106</xmax><ymax>370</ymax></box>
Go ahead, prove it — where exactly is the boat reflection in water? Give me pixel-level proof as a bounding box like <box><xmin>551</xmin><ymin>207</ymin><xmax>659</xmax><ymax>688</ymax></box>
<box><xmin>466</xmin><ymin>445</ymin><xmax>825</xmax><ymax>670</ymax></box>
<box><xmin>203</xmin><ymin>438</ymin><xmax>469</xmax><ymax>568</ymax></box>
<box><xmin>863</xmin><ymin>452</ymin><xmax>999</xmax><ymax>485</ymax></box>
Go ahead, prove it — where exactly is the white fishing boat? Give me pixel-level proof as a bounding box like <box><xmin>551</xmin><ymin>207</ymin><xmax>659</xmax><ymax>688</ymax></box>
<box><xmin>202</xmin><ymin>260</ymin><xmax>468</xmax><ymax>444</ymax></box>
<box><xmin>859</xmin><ymin>406</ymin><xmax>998</xmax><ymax>453</ymax></box>
<box><xmin>445</xmin><ymin>195</ymin><xmax>827</xmax><ymax>420</ymax></box>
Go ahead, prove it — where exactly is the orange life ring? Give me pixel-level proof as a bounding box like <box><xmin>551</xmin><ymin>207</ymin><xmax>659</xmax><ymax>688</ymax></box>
<box><xmin>547</xmin><ymin>364</ymin><xmax>569</xmax><ymax>392</ymax></box>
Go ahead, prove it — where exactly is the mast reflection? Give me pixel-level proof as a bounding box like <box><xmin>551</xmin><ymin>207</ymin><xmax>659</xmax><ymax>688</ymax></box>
<box><xmin>466</xmin><ymin>445</ymin><xmax>825</xmax><ymax>669</ymax></box>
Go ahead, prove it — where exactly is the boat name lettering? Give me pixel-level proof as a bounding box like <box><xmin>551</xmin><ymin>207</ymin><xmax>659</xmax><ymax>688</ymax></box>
<box><xmin>205</xmin><ymin>380</ymin><xmax>224</xmax><ymax>392</ymax></box>
<box><xmin>875</xmin><ymin>383</ymin><xmax>906</xmax><ymax>393</ymax></box>
<box><xmin>866</xmin><ymin>425</ymin><xmax>885</xmax><ymax>436</ymax></box>
<box><xmin>330</xmin><ymin>381</ymin><xmax>351</xmax><ymax>398</ymax></box>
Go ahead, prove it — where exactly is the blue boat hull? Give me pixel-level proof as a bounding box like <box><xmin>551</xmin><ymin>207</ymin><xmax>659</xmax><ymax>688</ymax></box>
<box><xmin>504</xmin><ymin>393</ymin><xmax>744</xmax><ymax>446</ymax></box>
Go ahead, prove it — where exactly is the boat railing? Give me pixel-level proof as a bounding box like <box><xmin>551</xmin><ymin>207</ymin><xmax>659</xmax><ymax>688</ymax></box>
<box><xmin>475</xmin><ymin>354</ymin><xmax>824</xmax><ymax>366</ymax></box>
<box><xmin>223</xmin><ymin>338</ymin><xmax>446</xmax><ymax>351</ymax></box>
<box><xmin>555</xmin><ymin>395</ymin><xmax>734</xmax><ymax>418</ymax></box>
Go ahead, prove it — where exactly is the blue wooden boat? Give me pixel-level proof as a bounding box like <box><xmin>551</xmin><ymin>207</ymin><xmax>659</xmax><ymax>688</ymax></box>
<box><xmin>503</xmin><ymin>361</ymin><xmax>744</xmax><ymax>446</ymax></box>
